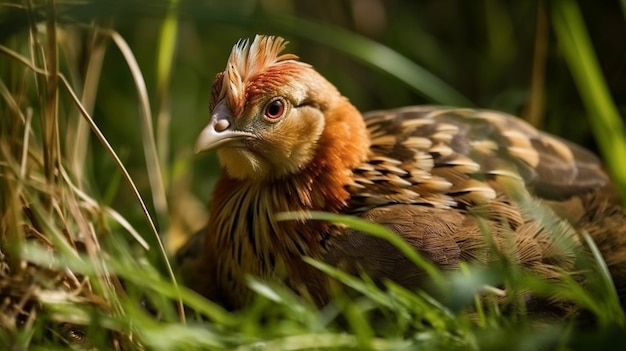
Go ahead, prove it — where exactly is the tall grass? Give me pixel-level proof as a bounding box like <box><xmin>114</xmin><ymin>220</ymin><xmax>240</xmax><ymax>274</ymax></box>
<box><xmin>0</xmin><ymin>0</ymin><xmax>625</xmax><ymax>349</ymax></box>
<box><xmin>551</xmin><ymin>0</ymin><xmax>626</xmax><ymax>202</ymax></box>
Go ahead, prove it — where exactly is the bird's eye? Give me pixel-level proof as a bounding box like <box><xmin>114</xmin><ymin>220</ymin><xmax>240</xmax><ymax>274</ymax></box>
<box><xmin>264</xmin><ymin>99</ymin><xmax>285</xmax><ymax>120</ymax></box>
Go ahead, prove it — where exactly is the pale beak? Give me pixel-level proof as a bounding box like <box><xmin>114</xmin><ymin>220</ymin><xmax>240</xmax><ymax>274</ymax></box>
<box><xmin>194</xmin><ymin>101</ymin><xmax>254</xmax><ymax>154</ymax></box>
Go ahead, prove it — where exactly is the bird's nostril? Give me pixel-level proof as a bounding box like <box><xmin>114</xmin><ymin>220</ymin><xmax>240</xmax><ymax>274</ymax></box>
<box><xmin>215</xmin><ymin>119</ymin><xmax>230</xmax><ymax>132</ymax></box>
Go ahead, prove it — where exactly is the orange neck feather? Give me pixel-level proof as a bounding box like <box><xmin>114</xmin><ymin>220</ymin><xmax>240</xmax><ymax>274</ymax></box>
<box><xmin>205</xmin><ymin>98</ymin><xmax>369</xmax><ymax>276</ymax></box>
<box><xmin>209</xmin><ymin>98</ymin><xmax>368</xmax><ymax>231</ymax></box>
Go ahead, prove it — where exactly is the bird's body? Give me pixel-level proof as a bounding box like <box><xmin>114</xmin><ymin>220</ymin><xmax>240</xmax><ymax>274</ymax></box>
<box><xmin>178</xmin><ymin>35</ymin><xmax>626</xmax><ymax>311</ymax></box>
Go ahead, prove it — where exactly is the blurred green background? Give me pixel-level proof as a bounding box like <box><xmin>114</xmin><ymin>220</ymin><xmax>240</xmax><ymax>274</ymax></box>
<box><xmin>2</xmin><ymin>0</ymin><xmax>625</xmax><ymax>250</ymax></box>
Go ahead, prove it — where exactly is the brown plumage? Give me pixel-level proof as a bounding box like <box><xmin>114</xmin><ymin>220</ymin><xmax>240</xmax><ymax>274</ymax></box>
<box><xmin>177</xmin><ymin>35</ymin><xmax>626</xmax><ymax>312</ymax></box>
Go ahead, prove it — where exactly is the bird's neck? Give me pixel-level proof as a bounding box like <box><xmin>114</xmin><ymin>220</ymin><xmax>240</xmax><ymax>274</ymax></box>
<box><xmin>205</xmin><ymin>98</ymin><xmax>369</xmax><ymax>278</ymax></box>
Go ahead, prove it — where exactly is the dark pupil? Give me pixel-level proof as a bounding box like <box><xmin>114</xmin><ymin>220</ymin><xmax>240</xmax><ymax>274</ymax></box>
<box><xmin>268</xmin><ymin>101</ymin><xmax>282</xmax><ymax>116</ymax></box>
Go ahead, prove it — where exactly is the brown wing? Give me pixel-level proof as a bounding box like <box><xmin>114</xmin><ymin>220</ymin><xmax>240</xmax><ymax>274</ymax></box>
<box><xmin>346</xmin><ymin>106</ymin><xmax>608</xmax><ymax>213</ymax></box>
<box><xmin>324</xmin><ymin>201</ymin><xmax>580</xmax><ymax>292</ymax></box>
<box><xmin>327</xmin><ymin>106</ymin><xmax>614</xmax><ymax>306</ymax></box>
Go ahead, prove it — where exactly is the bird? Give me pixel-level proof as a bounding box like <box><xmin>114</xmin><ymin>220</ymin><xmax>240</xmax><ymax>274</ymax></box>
<box><xmin>177</xmin><ymin>34</ymin><xmax>626</xmax><ymax>312</ymax></box>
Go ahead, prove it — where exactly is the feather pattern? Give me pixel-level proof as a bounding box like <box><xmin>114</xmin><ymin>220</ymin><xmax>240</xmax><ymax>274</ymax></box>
<box><xmin>346</xmin><ymin>105</ymin><xmax>608</xmax><ymax>213</ymax></box>
<box><xmin>179</xmin><ymin>35</ymin><xmax>626</xmax><ymax>312</ymax></box>
<box><xmin>219</xmin><ymin>35</ymin><xmax>301</xmax><ymax>115</ymax></box>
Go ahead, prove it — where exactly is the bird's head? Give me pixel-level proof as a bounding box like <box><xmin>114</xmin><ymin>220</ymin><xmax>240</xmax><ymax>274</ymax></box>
<box><xmin>195</xmin><ymin>35</ymin><xmax>367</xmax><ymax>181</ymax></box>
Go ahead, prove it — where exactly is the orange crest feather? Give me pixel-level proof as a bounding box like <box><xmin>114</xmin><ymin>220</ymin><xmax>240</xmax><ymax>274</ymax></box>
<box><xmin>218</xmin><ymin>35</ymin><xmax>301</xmax><ymax>115</ymax></box>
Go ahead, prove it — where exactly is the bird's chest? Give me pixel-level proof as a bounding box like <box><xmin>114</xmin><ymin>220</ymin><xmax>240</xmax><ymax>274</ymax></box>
<box><xmin>210</xmin><ymin>185</ymin><xmax>326</xmax><ymax>305</ymax></box>
<box><xmin>213</xmin><ymin>191</ymin><xmax>280</xmax><ymax>271</ymax></box>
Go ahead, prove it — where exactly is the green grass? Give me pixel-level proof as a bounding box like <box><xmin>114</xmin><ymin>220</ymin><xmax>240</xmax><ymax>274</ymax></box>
<box><xmin>551</xmin><ymin>0</ymin><xmax>626</xmax><ymax>202</ymax></box>
<box><xmin>1</xmin><ymin>0</ymin><xmax>625</xmax><ymax>349</ymax></box>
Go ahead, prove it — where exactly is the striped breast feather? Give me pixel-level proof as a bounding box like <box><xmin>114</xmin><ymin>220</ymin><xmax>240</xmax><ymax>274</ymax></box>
<box><xmin>347</xmin><ymin>106</ymin><xmax>608</xmax><ymax>211</ymax></box>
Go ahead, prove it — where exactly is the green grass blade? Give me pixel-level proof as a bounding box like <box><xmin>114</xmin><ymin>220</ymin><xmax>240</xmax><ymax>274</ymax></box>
<box><xmin>552</xmin><ymin>0</ymin><xmax>626</xmax><ymax>202</ymax></box>
<box><xmin>277</xmin><ymin>211</ymin><xmax>445</xmax><ymax>286</ymax></box>
<box><xmin>155</xmin><ymin>0</ymin><xmax>180</xmax><ymax>190</ymax></box>
<box><xmin>273</xmin><ymin>17</ymin><xmax>473</xmax><ymax>106</ymax></box>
